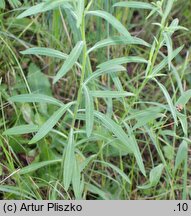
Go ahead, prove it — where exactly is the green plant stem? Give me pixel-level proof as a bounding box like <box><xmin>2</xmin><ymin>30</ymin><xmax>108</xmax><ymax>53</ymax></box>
<box><xmin>71</xmin><ymin>16</ymin><xmax>87</xmax><ymax>129</ymax></box>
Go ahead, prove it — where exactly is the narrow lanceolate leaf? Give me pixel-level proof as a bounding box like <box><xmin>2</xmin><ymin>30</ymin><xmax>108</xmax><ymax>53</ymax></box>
<box><xmin>83</xmin><ymin>85</ymin><xmax>94</xmax><ymax>137</ymax></box>
<box><xmin>175</xmin><ymin>141</ymin><xmax>188</xmax><ymax>171</ymax></box>
<box><xmin>150</xmin><ymin>46</ymin><xmax>184</xmax><ymax>77</ymax></box>
<box><xmin>113</xmin><ymin>1</ymin><xmax>155</xmax><ymax>10</ymax></box>
<box><xmin>155</xmin><ymin>79</ymin><xmax>178</xmax><ymax>125</ymax></box>
<box><xmin>163</xmin><ymin>32</ymin><xmax>173</xmax><ymax>70</ymax></box>
<box><xmin>72</xmin><ymin>157</ymin><xmax>82</xmax><ymax>199</ymax></box>
<box><xmin>17</xmin><ymin>0</ymin><xmax>73</xmax><ymax>19</ymax></box>
<box><xmin>88</xmin><ymin>36</ymin><xmax>150</xmax><ymax>53</ymax></box>
<box><xmin>19</xmin><ymin>160</ymin><xmax>61</xmax><ymax>175</ymax></box>
<box><xmin>64</xmin><ymin>129</ymin><xmax>75</xmax><ymax>191</ymax></box>
<box><xmin>177</xmin><ymin>113</ymin><xmax>187</xmax><ymax>136</ymax></box>
<box><xmin>3</xmin><ymin>125</ymin><xmax>38</xmax><ymax>136</ymax></box>
<box><xmin>163</xmin><ymin>0</ymin><xmax>174</xmax><ymax>22</ymax></box>
<box><xmin>76</xmin><ymin>0</ymin><xmax>84</xmax><ymax>28</ymax></box>
<box><xmin>98</xmin><ymin>56</ymin><xmax>147</xmax><ymax>69</ymax></box>
<box><xmin>176</xmin><ymin>90</ymin><xmax>191</xmax><ymax>106</ymax></box>
<box><xmin>9</xmin><ymin>94</ymin><xmax>63</xmax><ymax>106</ymax></box>
<box><xmin>29</xmin><ymin>102</ymin><xmax>75</xmax><ymax>144</ymax></box>
<box><xmin>90</xmin><ymin>91</ymin><xmax>134</xmax><ymax>98</ymax></box>
<box><xmin>84</xmin><ymin>65</ymin><xmax>126</xmax><ymax>84</ymax></box>
<box><xmin>95</xmin><ymin>160</ymin><xmax>131</xmax><ymax>184</ymax></box>
<box><xmin>86</xmin><ymin>10</ymin><xmax>131</xmax><ymax>37</ymax></box>
<box><xmin>21</xmin><ymin>47</ymin><xmax>81</xmax><ymax>68</ymax></box>
<box><xmin>53</xmin><ymin>41</ymin><xmax>84</xmax><ymax>84</ymax></box>
<box><xmin>127</xmin><ymin>128</ymin><xmax>146</xmax><ymax>176</ymax></box>
<box><xmin>94</xmin><ymin>111</ymin><xmax>145</xmax><ymax>176</ymax></box>
<box><xmin>21</xmin><ymin>47</ymin><xmax>68</xmax><ymax>59</ymax></box>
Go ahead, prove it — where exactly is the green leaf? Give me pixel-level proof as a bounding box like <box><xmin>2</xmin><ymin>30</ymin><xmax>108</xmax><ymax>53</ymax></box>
<box><xmin>94</xmin><ymin>111</ymin><xmax>145</xmax><ymax>176</ymax></box>
<box><xmin>21</xmin><ymin>47</ymin><xmax>68</xmax><ymax>59</ymax></box>
<box><xmin>98</xmin><ymin>56</ymin><xmax>147</xmax><ymax>69</ymax></box>
<box><xmin>95</xmin><ymin>160</ymin><xmax>131</xmax><ymax>184</ymax></box>
<box><xmin>83</xmin><ymin>85</ymin><xmax>94</xmax><ymax>137</ymax></box>
<box><xmin>53</xmin><ymin>41</ymin><xmax>84</xmax><ymax>84</ymax></box>
<box><xmin>151</xmin><ymin>46</ymin><xmax>183</xmax><ymax>77</ymax></box>
<box><xmin>86</xmin><ymin>10</ymin><xmax>131</xmax><ymax>37</ymax></box>
<box><xmin>163</xmin><ymin>0</ymin><xmax>174</xmax><ymax>22</ymax></box>
<box><xmin>113</xmin><ymin>1</ymin><xmax>155</xmax><ymax>10</ymax></box>
<box><xmin>21</xmin><ymin>47</ymin><xmax>81</xmax><ymax>68</ymax></box>
<box><xmin>88</xmin><ymin>36</ymin><xmax>150</xmax><ymax>54</ymax></box>
<box><xmin>3</xmin><ymin>125</ymin><xmax>38</xmax><ymax>136</ymax></box>
<box><xmin>163</xmin><ymin>32</ymin><xmax>173</xmax><ymax>70</ymax></box>
<box><xmin>90</xmin><ymin>91</ymin><xmax>134</xmax><ymax>98</ymax></box>
<box><xmin>175</xmin><ymin>141</ymin><xmax>188</xmax><ymax>171</ymax></box>
<box><xmin>64</xmin><ymin>128</ymin><xmax>75</xmax><ymax>191</ymax></box>
<box><xmin>149</xmin><ymin>164</ymin><xmax>164</xmax><ymax>186</ymax></box>
<box><xmin>17</xmin><ymin>0</ymin><xmax>73</xmax><ymax>19</ymax></box>
<box><xmin>138</xmin><ymin>164</ymin><xmax>164</xmax><ymax>189</ymax></box>
<box><xmin>9</xmin><ymin>94</ymin><xmax>63</xmax><ymax>106</ymax></box>
<box><xmin>72</xmin><ymin>156</ymin><xmax>83</xmax><ymax>199</ymax></box>
<box><xmin>29</xmin><ymin>102</ymin><xmax>75</xmax><ymax>144</ymax></box>
<box><xmin>163</xmin><ymin>145</ymin><xmax>174</xmax><ymax>160</ymax></box>
<box><xmin>76</xmin><ymin>0</ymin><xmax>84</xmax><ymax>28</ymax></box>
<box><xmin>176</xmin><ymin>90</ymin><xmax>191</xmax><ymax>106</ymax></box>
<box><xmin>0</xmin><ymin>0</ymin><xmax>5</xmax><ymax>9</ymax></box>
<box><xmin>84</xmin><ymin>65</ymin><xmax>126</xmax><ymax>84</ymax></box>
<box><xmin>155</xmin><ymin>79</ymin><xmax>178</xmax><ymax>125</ymax></box>
<box><xmin>19</xmin><ymin>160</ymin><xmax>61</xmax><ymax>175</ymax></box>
<box><xmin>177</xmin><ymin>113</ymin><xmax>188</xmax><ymax>135</ymax></box>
